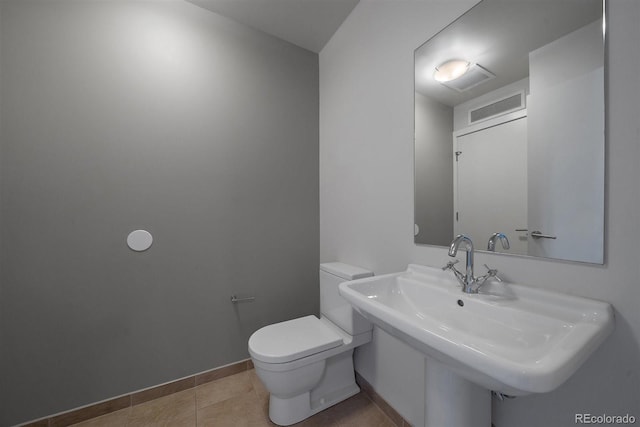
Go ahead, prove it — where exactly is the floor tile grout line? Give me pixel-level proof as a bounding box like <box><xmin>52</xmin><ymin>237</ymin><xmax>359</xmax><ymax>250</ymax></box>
<box><xmin>30</xmin><ymin>364</ymin><xmax>405</xmax><ymax>427</ymax></box>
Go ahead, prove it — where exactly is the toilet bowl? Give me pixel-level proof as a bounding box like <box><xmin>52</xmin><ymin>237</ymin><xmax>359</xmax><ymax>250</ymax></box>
<box><xmin>248</xmin><ymin>263</ymin><xmax>373</xmax><ymax>426</ymax></box>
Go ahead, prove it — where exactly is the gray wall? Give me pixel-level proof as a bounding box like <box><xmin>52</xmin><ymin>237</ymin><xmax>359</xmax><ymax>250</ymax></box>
<box><xmin>0</xmin><ymin>4</ymin><xmax>3</xmax><ymax>420</ymax></box>
<box><xmin>320</xmin><ymin>0</ymin><xmax>640</xmax><ymax>426</ymax></box>
<box><xmin>0</xmin><ymin>1</ymin><xmax>319</xmax><ymax>425</ymax></box>
<box><xmin>414</xmin><ymin>92</ymin><xmax>453</xmax><ymax>247</ymax></box>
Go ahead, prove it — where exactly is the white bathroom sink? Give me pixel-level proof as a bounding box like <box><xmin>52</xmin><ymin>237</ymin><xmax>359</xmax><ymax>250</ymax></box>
<box><xmin>338</xmin><ymin>264</ymin><xmax>614</xmax><ymax>396</ymax></box>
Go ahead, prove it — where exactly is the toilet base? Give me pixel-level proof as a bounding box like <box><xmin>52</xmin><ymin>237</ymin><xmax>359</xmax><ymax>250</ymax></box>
<box><xmin>267</xmin><ymin>350</ymin><xmax>360</xmax><ymax>426</ymax></box>
<box><xmin>269</xmin><ymin>383</ymin><xmax>360</xmax><ymax>426</ymax></box>
<box><xmin>269</xmin><ymin>391</ymin><xmax>312</xmax><ymax>426</ymax></box>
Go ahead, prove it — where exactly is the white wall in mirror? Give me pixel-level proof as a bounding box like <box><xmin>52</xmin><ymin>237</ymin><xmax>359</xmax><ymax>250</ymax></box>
<box><xmin>526</xmin><ymin>20</ymin><xmax>604</xmax><ymax>263</ymax></box>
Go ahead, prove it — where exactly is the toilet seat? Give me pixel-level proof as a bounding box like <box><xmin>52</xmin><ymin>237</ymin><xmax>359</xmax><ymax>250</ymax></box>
<box><xmin>249</xmin><ymin>316</ymin><xmax>344</xmax><ymax>364</ymax></box>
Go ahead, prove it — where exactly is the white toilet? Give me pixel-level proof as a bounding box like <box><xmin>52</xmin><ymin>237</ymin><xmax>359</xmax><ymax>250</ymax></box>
<box><xmin>248</xmin><ymin>262</ymin><xmax>373</xmax><ymax>426</ymax></box>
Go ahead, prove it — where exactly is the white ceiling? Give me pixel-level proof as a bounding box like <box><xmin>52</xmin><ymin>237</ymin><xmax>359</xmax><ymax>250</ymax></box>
<box><xmin>186</xmin><ymin>0</ymin><xmax>360</xmax><ymax>53</ymax></box>
<box><xmin>415</xmin><ymin>0</ymin><xmax>603</xmax><ymax>107</ymax></box>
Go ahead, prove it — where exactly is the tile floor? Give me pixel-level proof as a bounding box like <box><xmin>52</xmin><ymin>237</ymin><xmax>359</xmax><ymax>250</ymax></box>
<box><xmin>69</xmin><ymin>369</ymin><xmax>398</xmax><ymax>427</ymax></box>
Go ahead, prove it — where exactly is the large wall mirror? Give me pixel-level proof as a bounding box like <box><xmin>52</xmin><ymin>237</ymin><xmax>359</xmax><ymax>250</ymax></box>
<box><xmin>414</xmin><ymin>0</ymin><xmax>605</xmax><ymax>264</ymax></box>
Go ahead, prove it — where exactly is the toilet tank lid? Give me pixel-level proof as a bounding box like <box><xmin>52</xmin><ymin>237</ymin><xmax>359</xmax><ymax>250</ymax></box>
<box><xmin>320</xmin><ymin>262</ymin><xmax>373</xmax><ymax>280</ymax></box>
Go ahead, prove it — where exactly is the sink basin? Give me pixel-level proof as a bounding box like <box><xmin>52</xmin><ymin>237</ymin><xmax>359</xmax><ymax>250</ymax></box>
<box><xmin>339</xmin><ymin>264</ymin><xmax>614</xmax><ymax>396</ymax></box>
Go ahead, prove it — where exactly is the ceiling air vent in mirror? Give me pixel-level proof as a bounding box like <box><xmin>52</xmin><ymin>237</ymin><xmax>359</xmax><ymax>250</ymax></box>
<box><xmin>440</xmin><ymin>64</ymin><xmax>495</xmax><ymax>92</ymax></box>
<box><xmin>469</xmin><ymin>91</ymin><xmax>526</xmax><ymax>124</ymax></box>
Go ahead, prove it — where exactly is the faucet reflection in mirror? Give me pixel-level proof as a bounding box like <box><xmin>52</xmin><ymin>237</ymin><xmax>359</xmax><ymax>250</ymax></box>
<box><xmin>414</xmin><ymin>0</ymin><xmax>605</xmax><ymax>264</ymax></box>
<box><xmin>487</xmin><ymin>232</ymin><xmax>510</xmax><ymax>252</ymax></box>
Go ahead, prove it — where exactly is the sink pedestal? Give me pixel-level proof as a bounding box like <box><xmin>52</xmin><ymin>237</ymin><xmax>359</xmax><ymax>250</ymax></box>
<box><xmin>425</xmin><ymin>358</ymin><xmax>491</xmax><ymax>427</ymax></box>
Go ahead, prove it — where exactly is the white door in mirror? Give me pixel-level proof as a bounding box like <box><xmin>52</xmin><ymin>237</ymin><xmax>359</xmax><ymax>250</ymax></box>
<box><xmin>127</xmin><ymin>230</ymin><xmax>153</xmax><ymax>252</ymax></box>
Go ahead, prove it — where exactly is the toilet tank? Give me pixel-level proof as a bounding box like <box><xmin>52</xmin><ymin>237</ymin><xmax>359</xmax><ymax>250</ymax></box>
<box><xmin>320</xmin><ymin>262</ymin><xmax>373</xmax><ymax>335</ymax></box>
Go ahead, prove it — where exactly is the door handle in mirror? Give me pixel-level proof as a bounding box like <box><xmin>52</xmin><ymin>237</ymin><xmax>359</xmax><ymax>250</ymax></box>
<box><xmin>530</xmin><ymin>231</ymin><xmax>557</xmax><ymax>239</ymax></box>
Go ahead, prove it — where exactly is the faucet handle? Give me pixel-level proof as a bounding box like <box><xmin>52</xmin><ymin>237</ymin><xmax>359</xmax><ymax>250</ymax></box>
<box><xmin>483</xmin><ymin>264</ymin><xmax>502</xmax><ymax>282</ymax></box>
<box><xmin>443</xmin><ymin>259</ymin><xmax>466</xmax><ymax>287</ymax></box>
<box><xmin>442</xmin><ymin>260</ymin><xmax>459</xmax><ymax>271</ymax></box>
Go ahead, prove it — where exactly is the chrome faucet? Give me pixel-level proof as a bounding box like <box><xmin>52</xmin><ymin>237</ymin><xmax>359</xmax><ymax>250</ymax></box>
<box><xmin>449</xmin><ymin>234</ymin><xmax>475</xmax><ymax>289</ymax></box>
<box><xmin>487</xmin><ymin>233</ymin><xmax>510</xmax><ymax>252</ymax></box>
<box><xmin>443</xmin><ymin>234</ymin><xmax>501</xmax><ymax>294</ymax></box>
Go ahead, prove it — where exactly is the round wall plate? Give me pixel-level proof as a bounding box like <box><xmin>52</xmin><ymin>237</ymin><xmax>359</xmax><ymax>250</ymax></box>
<box><xmin>127</xmin><ymin>230</ymin><xmax>153</xmax><ymax>252</ymax></box>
